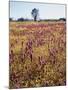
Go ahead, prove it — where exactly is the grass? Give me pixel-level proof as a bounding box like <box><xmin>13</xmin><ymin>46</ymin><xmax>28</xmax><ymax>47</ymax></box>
<box><xmin>9</xmin><ymin>21</ymin><xmax>66</xmax><ymax>89</ymax></box>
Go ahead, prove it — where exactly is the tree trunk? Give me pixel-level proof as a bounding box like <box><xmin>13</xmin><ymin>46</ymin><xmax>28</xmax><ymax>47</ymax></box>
<box><xmin>34</xmin><ymin>16</ymin><xmax>37</xmax><ymax>21</ymax></box>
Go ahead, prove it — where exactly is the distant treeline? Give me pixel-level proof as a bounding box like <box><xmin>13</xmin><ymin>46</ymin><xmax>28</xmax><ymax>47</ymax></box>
<box><xmin>9</xmin><ymin>17</ymin><xmax>66</xmax><ymax>22</ymax></box>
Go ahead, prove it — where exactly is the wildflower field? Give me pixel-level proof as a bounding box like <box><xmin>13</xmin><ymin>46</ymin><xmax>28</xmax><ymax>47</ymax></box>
<box><xmin>9</xmin><ymin>21</ymin><xmax>66</xmax><ymax>88</ymax></box>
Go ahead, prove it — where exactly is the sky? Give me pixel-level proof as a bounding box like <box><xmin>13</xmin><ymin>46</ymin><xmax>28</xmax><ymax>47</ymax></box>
<box><xmin>10</xmin><ymin>1</ymin><xmax>66</xmax><ymax>20</ymax></box>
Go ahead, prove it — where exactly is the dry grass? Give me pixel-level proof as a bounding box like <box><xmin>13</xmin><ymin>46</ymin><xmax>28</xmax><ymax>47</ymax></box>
<box><xmin>9</xmin><ymin>21</ymin><xmax>66</xmax><ymax>89</ymax></box>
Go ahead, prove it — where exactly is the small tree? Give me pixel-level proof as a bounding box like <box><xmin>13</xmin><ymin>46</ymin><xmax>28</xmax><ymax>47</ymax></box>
<box><xmin>17</xmin><ymin>17</ymin><xmax>24</xmax><ymax>21</ymax></box>
<box><xmin>31</xmin><ymin>8</ymin><xmax>39</xmax><ymax>21</ymax></box>
<box><xmin>59</xmin><ymin>18</ymin><xmax>66</xmax><ymax>21</ymax></box>
<box><xmin>9</xmin><ymin>18</ymin><xmax>13</xmax><ymax>21</ymax></box>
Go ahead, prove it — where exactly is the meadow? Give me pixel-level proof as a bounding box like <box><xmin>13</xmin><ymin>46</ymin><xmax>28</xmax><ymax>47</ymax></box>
<box><xmin>9</xmin><ymin>21</ymin><xmax>66</xmax><ymax>89</ymax></box>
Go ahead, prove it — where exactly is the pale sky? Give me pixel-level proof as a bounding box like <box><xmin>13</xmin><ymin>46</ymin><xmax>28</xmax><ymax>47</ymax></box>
<box><xmin>10</xmin><ymin>1</ymin><xmax>66</xmax><ymax>20</ymax></box>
